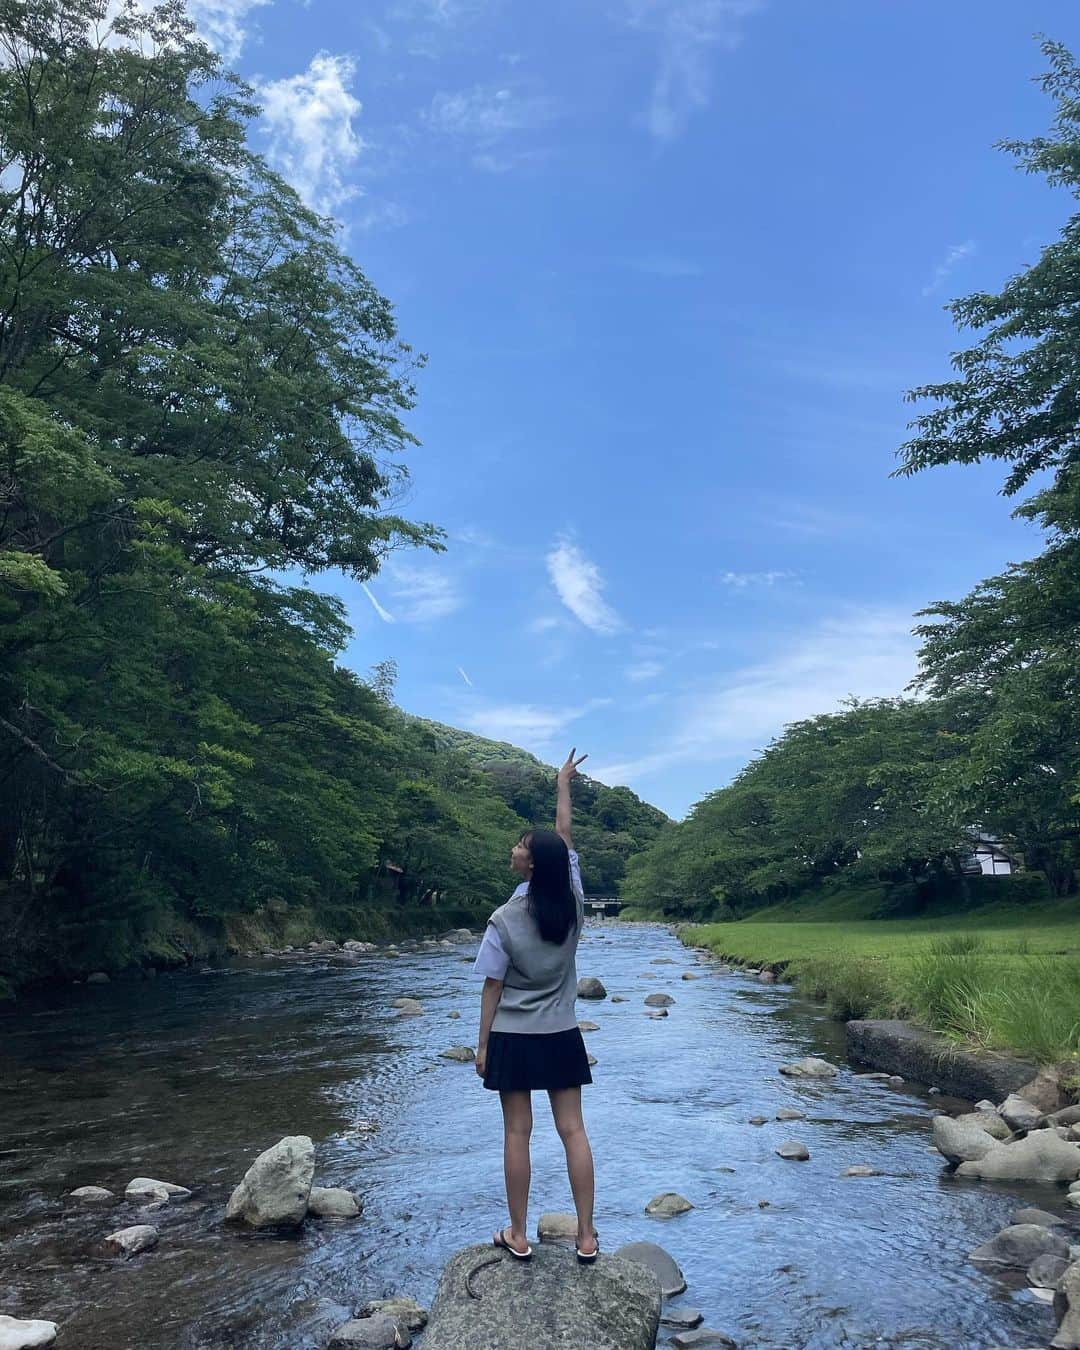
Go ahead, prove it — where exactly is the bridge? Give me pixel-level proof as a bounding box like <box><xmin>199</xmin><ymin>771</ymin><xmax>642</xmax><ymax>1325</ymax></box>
<box><xmin>583</xmin><ymin>896</ymin><xmax>626</xmax><ymax>918</ymax></box>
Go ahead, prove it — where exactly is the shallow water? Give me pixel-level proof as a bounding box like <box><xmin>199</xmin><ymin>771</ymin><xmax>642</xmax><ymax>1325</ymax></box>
<box><xmin>0</xmin><ymin>923</ymin><xmax>1064</xmax><ymax>1348</ymax></box>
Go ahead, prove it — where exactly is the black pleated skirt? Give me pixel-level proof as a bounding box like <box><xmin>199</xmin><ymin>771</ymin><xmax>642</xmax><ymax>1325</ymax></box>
<box><xmin>482</xmin><ymin>1027</ymin><xmax>593</xmax><ymax>1092</ymax></box>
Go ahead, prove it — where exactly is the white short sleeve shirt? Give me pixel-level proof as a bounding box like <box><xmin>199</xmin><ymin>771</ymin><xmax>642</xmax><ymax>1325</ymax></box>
<box><xmin>472</xmin><ymin>848</ymin><xmax>583</xmax><ymax>982</ymax></box>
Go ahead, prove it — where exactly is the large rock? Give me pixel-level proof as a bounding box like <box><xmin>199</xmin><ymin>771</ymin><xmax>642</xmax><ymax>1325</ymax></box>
<box><xmin>778</xmin><ymin>1057</ymin><xmax>838</xmax><ymax>1079</ymax></box>
<box><xmin>422</xmin><ymin>1241</ymin><xmax>660</xmax><ymax>1349</ymax></box>
<box><xmin>615</xmin><ymin>1240</ymin><xmax>687</xmax><ymax>1297</ymax></box>
<box><xmin>645</xmin><ymin>1192</ymin><xmax>694</xmax><ymax>1217</ymax></box>
<box><xmin>1000</xmin><ymin>1094</ymin><xmax>1044</xmax><ymax>1132</ymax></box>
<box><xmin>932</xmin><ymin>1115</ymin><xmax>998</xmax><ymax>1165</ymax></box>
<box><xmin>309</xmin><ymin>1186</ymin><xmax>361</xmax><ymax>1218</ymax></box>
<box><xmin>644</xmin><ymin>993</ymin><xmax>675</xmax><ymax>1008</ymax></box>
<box><xmin>1018</xmin><ymin>1069</ymin><xmax>1070</xmax><ymax>1116</ymax></box>
<box><xmin>68</xmin><ymin>1186</ymin><xmax>115</xmax><ymax>1205</ymax></box>
<box><xmin>358</xmin><ymin>1298</ymin><xmax>427</xmax><ymax>1333</ymax></box>
<box><xmin>125</xmin><ymin>1176</ymin><xmax>191</xmax><ymax>1202</ymax></box>
<box><xmin>846</xmin><ymin>1019</ymin><xmax>1037</xmax><ymax>1100</ymax></box>
<box><xmin>957</xmin><ymin>1110</ymin><xmax>1012</xmax><ymax>1141</ymax></box>
<box><xmin>1054</xmin><ymin>1260</ymin><xmax>1080</xmax><ymax>1347</ymax></box>
<box><xmin>577</xmin><ymin>977</ymin><xmax>607</xmax><ymax>999</ymax></box>
<box><xmin>0</xmin><ymin>1315</ymin><xmax>58</xmax><ymax>1348</ymax></box>
<box><xmin>327</xmin><ymin>1316</ymin><xmax>409</xmax><ymax>1348</ymax></box>
<box><xmin>1030</xmin><ymin>1254</ymin><xmax>1070</xmax><ymax>1288</ymax></box>
<box><xmin>1014</xmin><ymin>1207</ymin><xmax>1065</xmax><ymax>1229</ymax></box>
<box><xmin>225</xmin><ymin>1135</ymin><xmax>315</xmax><ymax>1229</ymax></box>
<box><xmin>969</xmin><ymin>1224</ymin><xmax>1070</xmax><ymax>1269</ymax></box>
<box><xmin>957</xmin><ymin>1130</ymin><xmax>1080</xmax><ymax>1184</ymax></box>
<box><xmin>103</xmin><ymin>1224</ymin><xmax>159</xmax><ymax>1257</ymax></box>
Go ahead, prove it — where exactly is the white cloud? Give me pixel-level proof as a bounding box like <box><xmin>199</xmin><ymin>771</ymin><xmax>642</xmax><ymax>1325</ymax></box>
<box><xmin>386</xmin><ymin>562</ymin><xmax>463</xmax><ymax>622</ymax></box>
<box><xmin>259</xmin><ymin>53</ymin><xmax>364</xmax><ymax>215</ymax></box>
<box><xmin>458</xmin><ymin>666</ymin><xmax>474</xmax><ymax>687</ymax></box>
<box><xmin>591</xmin><ymin>607</ymin><xmax>919</xmax><ymax>786</ymax></box>
<box><xmin>922</xmin><ymin>240</ymin><xmax>977</xmax><ymax>297</ymax></box>
<box><xmin>361</xmin><ymin>583</ymin><xmax>395</xmax><ymax>623</ymax></box>
<box><xmin>429</xmin><ymin>84</ymin><xmax>557</xmax><ymax>139</ymax></box>
<box><xmin>465</xmin><ymin>698</ymin><xmax>611</xmax><ymax>751</ymax></box>
<box><xmin>546</xmin><ymin>539</ymin><xmax>624</xmax><ymax>635</ymax></box>
<box><xmin>720</xmin><ymin>569</ymin><xmax>798</xmax><ymax>589</ymax></box>
<box><xmin>102</xmin><ymin>0</ymin><xmax>267</xmax><ymax>62</ymax></box>
<box><xmin>626</xmin><ymin>660</ymin><xmax>664</xmax><ymax>681</ymax></box>
<box><xmin>620</xmin><ymin>0</ymin><xmax>765</xmax><ymax>141</ymax></box>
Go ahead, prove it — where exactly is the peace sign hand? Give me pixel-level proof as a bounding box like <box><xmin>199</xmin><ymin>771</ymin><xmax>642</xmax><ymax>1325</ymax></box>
<box><xmin>558</xmin><ymin>747</ymin><xmax>588</xmax><ymax>784</ymax></box>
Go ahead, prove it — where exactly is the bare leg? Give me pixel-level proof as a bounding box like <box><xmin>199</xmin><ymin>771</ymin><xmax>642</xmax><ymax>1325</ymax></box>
<box><xmin>499</xmin><ymin>1090</ymin><xmax>533</xmax><ymax>1251</ymax></box>
<box><xmin>548</xmin><ymin>1086</ymin><xmax>596</xmax><ymax>1253</ymax></box>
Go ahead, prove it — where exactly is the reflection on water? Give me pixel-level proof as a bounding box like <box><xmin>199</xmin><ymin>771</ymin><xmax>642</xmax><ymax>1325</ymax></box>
<box><xmin>0</xmin><ymin>926</ymin><xmax>1065</xmax><ymax>1348</ymax></box>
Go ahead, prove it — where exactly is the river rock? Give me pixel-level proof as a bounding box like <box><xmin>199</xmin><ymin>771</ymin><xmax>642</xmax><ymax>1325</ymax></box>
<box><xmin>1017</xmin><ymin>1069</ymin><xmax>1070</xmax><ymax>1115</ymax></box>
<box><xmin>1014</xmin><ymin>1207</ymin><xmax>1066</xmax><ymax>1229</ymax></box>
<box><xmin>669</xmin><ymin>1332</ymin><xmax>738</xmax><ymax>1349</ymax></box>
<box><xmin>611</xmin><ymin>995</ymin><xmax>628</xmax><ymax>1003</ymax></box>
<box><xmin>0</xmin><ymin>1316</ymin><xmax>58</xmax><ymax>1348</ymax></box>
<box><xmin>1067</xmin><ymin>1194</ymin><xmax>1080</xmax><ymax>1210</ymax></box>
<box><xmin>844</xmin><ymin>1165</ymin><xmax>878</xmax><ymax>1177</ymax></box>
<box><xmin>758</xmin><ymin>971</ymin><xmax>777</xmax><ymax>984</ymax></box>
<box><xmin>225</xmin><ymin>1134</ymin><xmax>314</xmax><ymax>1229</ymax></box>
<box><xmin>69</xmin><ymin>1185</ymin><xmax>115</xmax><ymax>1204</ymax></box>
<box><xmin>932</xmin><ymin>1115</ymin><xmax>998</xmax><ymax>1164</ymax></box>
<box><xmin>578</xmin><ymin>977</ymin><xmax>607</xmax><ymax>999</ymax></box>
<box><xmin>1030</xmin><ymin>1254</ymin><xmax>1071</xmax><ymax>1288</ymax></box>
<box><xmin>392</xmin><ymin>997</ymin><xmax>424</xmax><ymax>1012</ymax></box>
<box><xmin>777</xmin><ymin>1141</ymin><xmax>810</xmax><ymax>1161</ymax></box>
<box><xmin>645</xmin><ymin>1192</ymin><xmax>694</xmax><ymax>1217</ymax></box>
<box><xmin>957</xmin><ymin>1131</ymin><xmax>1080</xmax><ymax>1183</ymax></box>
<box><xmin>779</xmin><ymin>1057</ymin><xmax>838</xmax><ymax>1079</ymax></box>
<box><xmin>1053</xmin><ymin>1260</ymin><xmax>1080</xmax><ymax>1347</ymax></box>
<box><xmin>104</xmin><ymin>1224</ymin><xmax>159</xmax><ymax>1257</ymax></box>
<box><xmin>309</xmin><ymin>1186</ymin><xmax>361</xmax><ymax>1218</ymax></box>
<box><xmin>969</xmin><ymin>1224</ymin><xmax>1070</xmax><ymax>1269</ymax></box>
<box><xmin>1050</xmin><ymin>1107</ymin><xmax>1080</xmax><ymax>1129</ymax></box>
<box><xmin>644</xmin><ymin>993</ymin><xmax>674</xmax><ymax>1007</ymax></box>
<box><xmin>422</xmin><ymin>1241</ymin><xmax>660</xmax><ymax>1349</ymax></box>
<box><xmin>537</xmin><ymin>1211</ymin><xmax>578</xmax><ymax>1243</ymax></box>
<box><xmin>651</xmin><ymin>958</ymin><xmax>675</xmax><ymax>964</ymax></box>
<box><xmin>358</xmin><ymin>1298</ymin><xmax>427</xmax><ymax>1333</ymax></box>
<box><xmin>327</xmin><ymin>1315</ymin><xmax>409</xmax><ymax>1348</ymax></box>
<box><xmin>661</xmin><ymin>1307</ymin><xmax>705</xmax><ymax>1329</ymax></box>
<box><xmin>587</xmin><ymin>1054</ymin><xmax>598</xmax><ymax>1066</ymax></box>
<box><xmin>614</xmin><ymin>1240</ymin><xmax>687</xmax><ymax>1297</ymax></box>
<box><xmin>748</xmin><ymin>1116</ymin><xmax>767</xmax><ymax>1126</ymax></box>
<box><xmin>439</xmin><ymin>1046</ymin><xmax>475</xmax><ymax>1062</ymax></box>
<box><xmin>1000</xmin><ymin>1094</ymin><xmax>1044</xmax><ymax>1132</ymax></box>
<box><xmin>447</xmin><ymin>1011</ymin><xmax>460</xmax><ymax>1019</ymax></box>
<box><xmin>647</xmin><ymin>1010</ymin><xmax>668</xmax><ymax>1019</ymax></box>
<box><xmin>956</xmin><ymin>1109</ymin><xmax>1012</xmax><ymax>1140</ymax></box>
<box><xmin>846</xmin><ymin>1018</ymin><xmax>1037</xmax><ymax>1101</ymax></box>
<box><xmin>975</xmin><ymin>1099</ymin><xmax>998</xmax><ymax>1112</ymax></box>
<box><xmin>681</xmin><ymin>972</ymin><xmax>699</xmax><ymax>980</ymax></box>
<box><xmin>776</xmin><ymin>1108</ymin><xmax>806</xmax><ymax>1121</ymax></box>
<box><xmin>125</xmin><ymin>1176</ymin><xmax>191</xmax><ymax>1202</ymax></box>
<box><xmin>578</xmin><ymin>1020</ymin><xmax>599</xmax><ymax>1032</ymax></box>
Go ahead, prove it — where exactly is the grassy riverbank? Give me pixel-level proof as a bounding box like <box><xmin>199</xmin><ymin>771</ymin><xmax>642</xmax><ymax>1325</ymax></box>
<box><xmin>679</xmin><ymin>897</ymin><xmax>1080</xmax><ymax>1069</ymax></box>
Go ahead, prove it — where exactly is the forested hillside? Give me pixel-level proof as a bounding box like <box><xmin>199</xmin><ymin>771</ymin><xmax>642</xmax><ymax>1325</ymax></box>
<box><xmin>623</xmin><ymin>42</ymin><xmax>1080</xmax><ymax>924</ymax></box>
<box><xmin>0</xmin><ymin>1</ymin><xmax>664</xmax><ymax>995</ymax></box>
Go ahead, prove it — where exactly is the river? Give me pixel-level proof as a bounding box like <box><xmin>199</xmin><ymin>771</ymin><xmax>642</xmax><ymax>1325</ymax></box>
<box><xmin>0</xmin><ymin>922</ymin><xmax>1062</xmax><ymax>1349</ymax></box>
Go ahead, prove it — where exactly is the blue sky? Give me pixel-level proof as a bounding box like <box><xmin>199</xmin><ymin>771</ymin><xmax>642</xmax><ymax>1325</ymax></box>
<box><xmin>188</xmin><ymin>0</ymin><xmax>1078</xmax><ymax>818</ymax></box>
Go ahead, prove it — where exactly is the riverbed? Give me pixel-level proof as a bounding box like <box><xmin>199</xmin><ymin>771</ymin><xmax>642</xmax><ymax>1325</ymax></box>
<box><xmin>0</xmin><ymin>922</ymin><xmax>1064</xmax><ymax>1348</ymax></box>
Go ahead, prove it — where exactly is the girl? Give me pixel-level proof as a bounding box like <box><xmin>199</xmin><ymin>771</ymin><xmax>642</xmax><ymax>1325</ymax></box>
<box><xmin>472</xmin><ymin>747</ymin><xmax>598</xmax><ymax>1264</ymax></box>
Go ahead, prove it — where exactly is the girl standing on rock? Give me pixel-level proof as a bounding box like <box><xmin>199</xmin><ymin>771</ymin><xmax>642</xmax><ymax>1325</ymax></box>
<box><xmin>472</xmin><ymin>747</ymin><xmax>599</xmax><ymax>1265</ymax></box>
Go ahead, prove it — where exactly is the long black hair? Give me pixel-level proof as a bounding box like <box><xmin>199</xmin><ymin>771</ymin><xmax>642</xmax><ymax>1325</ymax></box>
<box><xmin>523</xmin><ymin>828</ymin><xmax>577</xmax><ymax>945</ymax></box>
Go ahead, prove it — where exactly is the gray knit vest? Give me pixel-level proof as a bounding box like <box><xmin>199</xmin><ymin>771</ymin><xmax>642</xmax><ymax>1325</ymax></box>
<box><xmin>488</xmin><ymin>887</ymin><xmax>584</xmax><ymax>1034</ymax></box>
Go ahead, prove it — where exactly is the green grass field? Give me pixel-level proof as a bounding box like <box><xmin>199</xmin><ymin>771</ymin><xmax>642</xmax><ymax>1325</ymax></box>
<box><xmin>680</xmin><ymin>899</ymin><xmax>1080</xmax><ymax>1068</ymax></box>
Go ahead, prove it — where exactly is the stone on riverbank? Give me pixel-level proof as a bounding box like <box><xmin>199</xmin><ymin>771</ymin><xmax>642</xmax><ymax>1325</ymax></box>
<box><xmin>537</xmin><ymin>1211</ymin><xmax>578</xmax><ymax>1243</ymax></box>
<box><xmin>646</xmin><ymin>1192</ymin><xmax>694</xmax><ymax>1217</ymax></box>
<box><xmin>438</xmin><ymin>1046</ymin><xmax>475</xmax><ymax>1062</ymax></box>
<box><xmin>932</xmin><ymin>1115</ymin><xmax>998</xmax><ymax>1165</ymax></box>
<box><xmin>104</xmin><ymin>1224</ymin><xmax>159</xmax><ymax>1257</ymax></box>
<box><xmin>422</xmin><ymin>1241</ymin><xmax>660</xmax><ymax>1349</ymax></box>
<box><xmin>358</xmin><ymin>1297</ymin><xmax>427</xmax><ymax>1333</ymax></box>
<box><xmin>1000</xmin><ymin>1093</ymin><xmax>1044</xmax><ymax>1132</ymax></box>
<box><xmin>308</xmin><ymin>1186</ymin><xmax>361</xmax><ymax>1218</ymax></box>
<box><xmin>958</xmin><ymin>1110</ymin><xmax>1012</xmax><ymax>1140</ymax></box>
<box><xmin>578</xmin><ymin>977</ymin><xmax>607</xmax><ymax>999</ymax></box>
<box><xmin>644</xmin><ymin>992</ymin><xmax>675</xmax><ymax>1007</ymax></box>
<box><xmin>969</xmin><ymin>1224</ymin><xmax>1070</xmax><ymax>1269</ymax></box>
<box><xmin>778</xmin><ymin>1057</ymin><xmax>838</xmax><ymax>1079</ymax></box>
<box><xmin>328</xmin><ymin>1315</ymin><xmax>409</xmax><ymax>1348</ymax></box>
<box><xmin>0</xmin><ymin>1316</ymin><xmax>58</xmax><ymax>1349</ymax></box>
<box><xmin>957</xmin><ymin>1130</ymin><xmax>1080</xmax><ymax>1183</ymax></box>
<box><xmin>1017</xmin><ymin>1068</ymin><xmax>1071</xmax><ymax>1116</ymax></box>
<box><xmin>1054</xmin><ymin>1261</ymin><xmax>1080</xmax><ymax>1347</ymax></box>
<box><xmin>1014</xmin><ymin>1207</ymin><xmax>1065</xmax><ymax>1229</ymax></box>
<box><xmin>615</xmin><ymin>1240</ymin><xmax>687</xmax><ymax>1297</ymax></box>
<box><xmin>225</xmin><ymin>1134</ymin><xmax>314</xmax><ymax>1229</ymax></box>
<box><xmin>846</xmin><ymin>1019</ymin><xmax>1037</xmax><ymax>1101</ymax></box>
<box><xmin>1029</xmin><ymin>1254</ymin><xmax>1070</xmax><ymax>1288</ymax></box>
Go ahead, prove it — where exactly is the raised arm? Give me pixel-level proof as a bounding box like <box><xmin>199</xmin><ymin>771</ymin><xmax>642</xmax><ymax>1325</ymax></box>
<box><xmin>555</xmin><ymin>746</ymin><xmax>588</xmax><ymax>849</ymax></box>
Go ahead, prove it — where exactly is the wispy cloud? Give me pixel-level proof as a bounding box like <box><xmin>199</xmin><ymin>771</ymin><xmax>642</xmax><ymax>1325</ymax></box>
<box><xmin>720</xmin><ymin>569</ymin><xmax>798</xmax><ymax>589</ymax></box>
<box><xmin>386</xmin><ymin>562</ymin><xmax>463</xmax><ymax>622</ymax></box>
<box><xmin>591</xmin><ymin>607</ymin><xmax>919</xmax><ymax>787</ymax></box>
<box><xmin>464</xmin><ymin>698</ymin><xmax>612</xmax><ymax>751</ymax></box>
<box><xmin>619</xmin><ymin>0</ymin><xmax>765</xmax><ymax>141</ymax></box>
<box><xmin>922</xmin><ymin>240</ymin><xmax>977</xmax><ymax>297</ymax></box>
<box><xmin>361</xmin><ymin>583</ymin><xmax>395</xmax><ymax>623</ymax></box>
<box><xmin>259</xmin><ymin>53</ymin><xmax>364</xmax><ymax>215</ymax></box>
<box><xmin>626</xmin><ymin>660</ymin><xmax>665</xmax><ymax>681</ymax></box>
<box><xmin>546</xmin><ymin>538</ymin><xmax>624</xmax><ymax>635</ymax></box>
<box><xmin>457</xmin><ymin>666</ymin><xmax>473</xmax><ymax>687</ymax></box>
<box><xmin>428</xmin><ymin>83</ymin><xmax>559</xmax><ymax>170</ymax></box>
<box><xmin>618</xmin><ymin>254</ymin><xmax>704</xmax><ymax>278</ymax></box>
<box><xmin>102</xmin><ymin>0</ymin><xmax>268</xmax><ymax>61</ymax></box>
